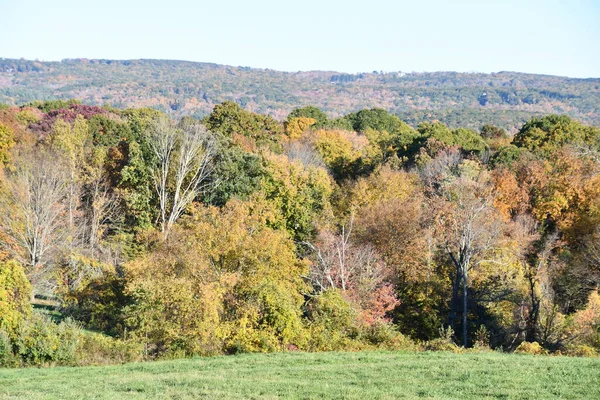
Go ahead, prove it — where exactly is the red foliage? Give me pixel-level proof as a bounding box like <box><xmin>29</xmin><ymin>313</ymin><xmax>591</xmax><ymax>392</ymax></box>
<box><xmin>29</xmin><ymin>104</ymin><xmax>109</xmax><ymax>136</ymax></box>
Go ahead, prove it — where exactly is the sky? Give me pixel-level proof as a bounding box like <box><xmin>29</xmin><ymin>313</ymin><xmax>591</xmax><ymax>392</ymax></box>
<box><xmin>0</xmin><ymin>0</ymin><xmax>599</xmax><ymax>78</ymax></box>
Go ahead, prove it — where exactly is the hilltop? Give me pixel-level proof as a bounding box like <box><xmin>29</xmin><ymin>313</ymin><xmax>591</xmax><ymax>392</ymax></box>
<box><xmin>1</xmin><ymin>58</ymin><xmax>599</xmax><ymax>132</ymax></box>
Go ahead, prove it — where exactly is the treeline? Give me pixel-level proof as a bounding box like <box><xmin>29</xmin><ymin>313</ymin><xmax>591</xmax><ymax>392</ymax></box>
<box><xmin>0</xmin><ymin>100</ymin><xmax>599</xmax><ymax>367</ymax></box>
<box><xmin>2</xmin><ymin>58</ymin><xmax>600</xmax><ymax>131</ymax></box>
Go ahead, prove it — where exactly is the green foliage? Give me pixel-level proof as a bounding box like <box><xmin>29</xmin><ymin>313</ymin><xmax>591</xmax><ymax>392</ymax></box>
<box><xmin>260</xmin><ymin>153</ymin><xmax>333</xmax><ymax>241</ymax></box>
<box><xmin>345</xmin><ymin>108</ymin><xmax>406</xmax><ymax>134</ymax></box>
<box><xmin>480</xmin><ymin>124</ymin><xmax>508</xmax><ymax>139</ymax></box>
<box><xmin>73</xmin><ymin>331</ymin><xmax>143</xmax><ymax>366</ymax></box>
<box><xmin>489</xmin><ymin>144</ymin><xmax>529</xmax><ymax>168</ymax></box>
<box><xmin>288</xmin><ymin>106</ymin><xmax>328</xmax><ymax>128</ymax></box>
<box><xmin>11</xmin><ymin>314</ymin><xmax>81</xmax><ymax>366</ymax></box>
<box><xmin>60</xmin><ymin>275</ymin><xmax>132</xmax><ymax>338</ymax></box>
<box><xmin>0</xmin><ymin>329</ymin><xmax>17</xmax><ymax>366</ymax></box>
<box><xmin>513</xmin><ymin>114</ymin><xmax>600</xmax><ymax>155</ymax></box>
<box><xmin>204</xmin><ymin>101</ymin><xmax>283</xmax><ymax>150</ymax></box>
<box><xmin>204</xmin><ymin>142</ymin><xmax>266</xmax><ymax>206</ymax></box>
<box><xmin>415</xmin><ymin>122</ymin><xmax>488</xmax><ymax>154</ymax></box>
<box><xmin>0</xmin><ymin>313</ymin><xmax>141</xmax><ymax>367</ymax></box>
<box><xmin>25</xmin><ymin>99</ymin><xmax>81</xmax><ymax>112</ymax></box>
<box><xmin>88</xmin><ymin>114</ymin><xmax>133</xmax><ymax>147</ymax></box>
<box><xmin>307</xmin><ymin>289</ymin><xmax>356</xmax><ymax>333</ymax></box>
<box><xmin>452</xmin><ymin>128</ymin><xmax>488</xmax><ymax>153</ymax></box>
<box><xmin>113</xmin><ymin>140</ymin><xmax>155</xmax><ymax>230</ymax></box>
<box><xmin>425</xmin><ymin>326</ymin><xmax>461</xmax><ymax>352</ymax></box>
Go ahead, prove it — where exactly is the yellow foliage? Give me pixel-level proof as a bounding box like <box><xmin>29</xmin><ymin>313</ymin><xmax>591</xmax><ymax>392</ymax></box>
<box><xmin>348</xmin><ymin>166</ymin><xmax>419</xmax><ymax>211</ymax></box>
<box><xmin>0</xmin><ymin>123</ymin><xmax>15</xmax><ymax>165</ymax></box>
<box><xmin>314</xmin><ymin>129</ymin><xmax>360</xmax><ymax>166</ymax></box>
<box><xmin>124</xmin><ymin>199</ymin><xmax>310</xmax><ymax>356</ymax></box>
<box><xmin>0</xmin><ymin>260</ymin><xmax>32</xmax><ymax>336</ymax></box>
<box><xmin>285</xmin><ymin>117</ymin><xmax>316</xmax><ymax>139</ymax></box>
<box><xmin>261</xmin><ymin>152</ymin><xmax>334</xmax><ymax>238</ymax></box>
<box><xmin>568</xmin><ymin>290</ymin><xmax>600</xmax><ymax>349</ymax></box>
<box><xmin>515</xmin><ymin>341</ymin><xmax>546</xmax><ymax>355</ymax></box>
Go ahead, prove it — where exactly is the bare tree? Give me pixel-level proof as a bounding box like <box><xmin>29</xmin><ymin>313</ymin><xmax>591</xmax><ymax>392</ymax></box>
<box><xmin>304</xmin><ymin>217</ymin><xmax>386</xmax><ymax>293</ymax></box>
<box><xmin>147</xmin><ymin>117</ymin><xmax>215</xmax><ymax>237</ymax></box>
<box><xmin>0</xmin><ymin>149</ymin><xmax>69</xmax><ymax>292</ymax></box>
<box><xmin>82</xmin><ymin>175</ymin><xmax>119</xmax><ymax>256</ymax></box>
<box><xmin>436</xmin><ymin>174</ymin><xmax>504</xmax><ymax>347</ymax></box>
<box><xmin>285</xmin><ymin>137</ymin><xmax>325</xmax><ymax>169</ymax></box>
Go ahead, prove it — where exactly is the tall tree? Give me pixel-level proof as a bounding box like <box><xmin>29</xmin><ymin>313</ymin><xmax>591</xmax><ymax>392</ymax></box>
<box><xmin>423</xmin><ymin>153</ymin><xmax>504</xmax><ymax>346</ymax></box>
<box><xmin>147</xmin><ymin>117</ymin><xmax>215</xmax><ymax>236</ymax></box>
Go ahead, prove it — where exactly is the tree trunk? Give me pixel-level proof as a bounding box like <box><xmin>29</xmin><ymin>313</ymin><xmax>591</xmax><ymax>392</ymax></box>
<box><xmin>526</xmin><ymin>272</ymin><xmax>540</xmax><ymax>342</ymax></box>
<box><xmin>448</xmin><ymin>268</ymin><xmax>462</xmax><ymax>330</ymax></box>
<box><xmin>462</xmin><ymin>268</ymin><xmax>468</xmax><ymax>347</ymax></box>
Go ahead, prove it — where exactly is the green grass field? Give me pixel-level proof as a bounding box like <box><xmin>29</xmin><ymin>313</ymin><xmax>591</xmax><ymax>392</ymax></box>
<box><xmin>1</xmin><ymin>351</ymin><xmax>598</xmax><ymax>399</ymax></box>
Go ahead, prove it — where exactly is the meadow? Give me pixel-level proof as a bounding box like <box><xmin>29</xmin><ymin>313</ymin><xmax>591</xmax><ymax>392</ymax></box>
<box><xmin>1</xmin><ymin>351</ymin><xmax>598</xmax><ymax>399</ymax></box>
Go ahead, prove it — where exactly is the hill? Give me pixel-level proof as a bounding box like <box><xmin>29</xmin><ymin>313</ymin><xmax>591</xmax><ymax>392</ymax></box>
<box><xmin>1</xmin><ymin>351</ymin><xmax>599</xmax><ymax>399</ymax></box>
<box><xmin>1</xmin><ymin>58</ymin><xmax>599</xmax><ymax>132</ymax></box>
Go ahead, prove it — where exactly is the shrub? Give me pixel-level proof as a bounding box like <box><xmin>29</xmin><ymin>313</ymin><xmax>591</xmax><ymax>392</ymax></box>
<box><xmin>472</xmin><ymin>325</ymin><xmax>492</xmax><ymax>351</ymax></box>
<box><xmin>565</xmin><ymin>345</ymin><xmax>598</xmax><ymax>358</ymax></box>
<box><xmin>363</xmin><ymin>323</ymin><xmax>418</xmax><ymax>351</ymax></box>
<box><xmin>13</xmin><ymin>315</ymin><xmax>81</xmax><ymax>366</ymax></box>
<box><xmin>425</xmin><ymin>326</ymin><xmax>461</xmax><ymax>352</ymax></box>
<box><xmin>2</xmin><ymin>313</ymin><xmax>143</xmax><ymax>367</ymax></box>
<box><xmin>74</xmin><ymin>332</ymin><xmax>143</xmax><ymax>366</ymax></box>
<box><xmin>0</xmin><ymin>329</ymin><xmax>17</xmax><ymax>367</ymax></box>
<box><xmin>0</xmin><ymin>260</ymin><xmax>32</xmax><ymax>336</ymax></box>
<box><xmin>306</xmin><ymin>289</ymin><xmax>356</xmax><ymax>333</ymax></box>
<box><xmin>514</xmin><ymin>341</ymin><xmax>546</xmax><ymax>355</ymax></box>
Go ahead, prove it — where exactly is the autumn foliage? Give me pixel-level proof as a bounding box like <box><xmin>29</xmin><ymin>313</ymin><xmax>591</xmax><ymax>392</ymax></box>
<box><xmin>1</xmin><ymin>101</ymin><xmax>599</xmax><ymax>366</ymax></box>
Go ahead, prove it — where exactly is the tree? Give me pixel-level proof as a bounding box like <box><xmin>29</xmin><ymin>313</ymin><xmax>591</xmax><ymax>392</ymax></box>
<box><xmin>513</xmin><ymin>115</ymin><xmax>600</xmax><ymax>155</ymax></box>
<box><xmin>345</xmin><ymin>108</ymin><xmax>405</xmax><ymax>134</ymax></box>
<box><xmin>414</xmin><ymin>123</ymin><xmax>488</xmax><ymax>156</ymax></box>
<box><xmin>204</xmin><ymin>101</ymin><xmax>283</xmax><ymax>150</ymax></box>
<box><xmin>124</xmin><ymin>199</ymin><xmax>308</xmax><ymax>355</ymax></box>
<box><xmin>0</xmin><ymin>150</ymin><xmax>68</xmax><ymax>293</ymax></box>
<box><xmin>423</xmin><ymin>155</ymin><xmax>505</xmax><ymax>346</ymax></box>
<box><xmin>204</xmin><ymin>142</ymin><xmax>266</xmax><ymax>207</ymax></box>
<box><xmin>0</xmin><ymin>122</ymin><xmax>15</xmax><ymax>165</ymax></box>
<box><xmin>47</xmin><ymin>116</ymin><xmax>89</xmax><ymax>237</ymax></box>
<box><xmin>288</xmin><ymin>106</ymin><xmax>328</xmax><ymax>128</ymax></box>
<box><xmin>147</xmin><ymin>117</ymin><xmax>215</xmax><ymax>236</ymax></box>
<box><xmin>480</xmin><ymin>124</ymin><xmax>508</xmax><ymax>140</ymax></box>
<box><xmin>81</xmin><ymin>149</ymin><xmax>120</xmax><ymax>255</ymax></box>
<box><xmin>284</xmin><ymin>117</ymin><xmax>316</xmax><ymax>139</ymax></box>
<box><xmin>260</xmin><ymin>153</ymin><xmax>333</xmax><ymax>242</ymax></box>
<box><xmin>304</xmin><ymin>218</ymin><xmax>399</xmax><ymax>325</ymax></box>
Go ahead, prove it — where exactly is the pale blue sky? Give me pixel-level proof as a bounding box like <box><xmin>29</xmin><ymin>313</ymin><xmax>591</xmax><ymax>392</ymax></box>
<box><xmin>1</xmin><ymin>0</ymin><xmax>599</xmax><ymax>77</ymax></box>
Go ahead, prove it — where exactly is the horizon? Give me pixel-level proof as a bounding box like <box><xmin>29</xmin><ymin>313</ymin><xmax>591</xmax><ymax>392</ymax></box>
<box><xmin>1</xmin><ymin>0</ymin><xmax>599</xmax><ymax>79</ymax></box>
<box><xmin>3</xmin><ymin>56</ymin><xmax>597</xmax><ymax>80</ymax></box>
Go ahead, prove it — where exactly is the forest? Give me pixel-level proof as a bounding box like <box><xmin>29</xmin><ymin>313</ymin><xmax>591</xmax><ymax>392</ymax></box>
<box><xmin>1</xmin><ymin>58</ymin><xmax>600</xmax><ymax>132</ymax></box>
<box><xmin>0</xmin><ymin>99</ymin><xmax>599</xmax><ymax>367</ymax></box>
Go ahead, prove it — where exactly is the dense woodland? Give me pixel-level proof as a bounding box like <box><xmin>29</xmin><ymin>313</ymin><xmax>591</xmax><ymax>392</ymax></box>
<box><xmin>0</xmin><ymin>99</ymin><xmax>600</xmax><ymax>367</ymax></box>
<box><xmin>1</xmin><ymin>58</ymin><xmax>600</xmax><ymax>132</ymax></box>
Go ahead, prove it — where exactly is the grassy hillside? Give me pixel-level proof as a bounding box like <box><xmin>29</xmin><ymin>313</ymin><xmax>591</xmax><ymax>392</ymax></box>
<box><xmin>1</xmin><ymin>351</ymin><xmax>598</xmax><ymax>399</ymax></box>
<box><xmin>1</xmin><ymin>58</ymin><xmax>599</xmax><ymax>132</ymax></box>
